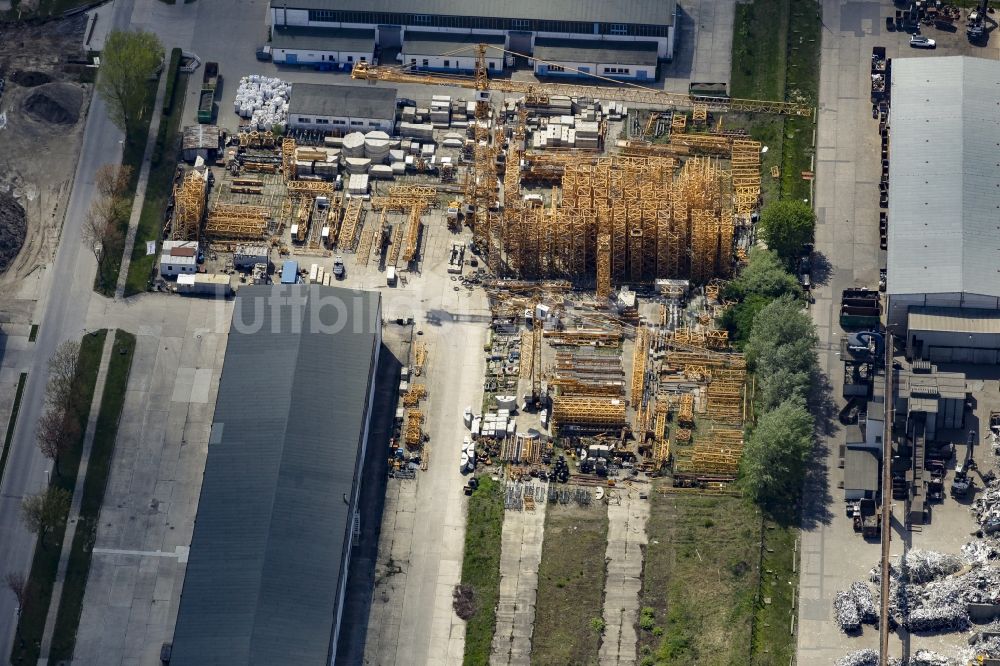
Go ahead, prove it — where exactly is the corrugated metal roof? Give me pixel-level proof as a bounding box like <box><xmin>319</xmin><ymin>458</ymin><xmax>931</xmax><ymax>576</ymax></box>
<box><xmin>171</xmin><ymin>285</ymin><xmax>381</xmax><ymax>666</ymax></box>
<box><xmin>533</xmin><ymin>37</ymin><xmax>659</xmax><ymax>66</ymax></box>
<box><xmin>289</xmin><ymin>82</ymin><xmax>397</xmax><ymax>120</ymax></box>
<box><xmin>270</xmin><ymin>0</ymin><xmax>677</xmax><ymax>26</ymax></box>
<box><xmin>271</xmin><ymin>26</ymin><xmax>375</xmax><ymax>53</ymax></box>
<box><xmin>887</xmin><ymin>57</ymin><xmax>1000</xmax><ymax>298</ymax></box>
<box><xmin>845</xmin><ymin>448</ymin><xmax>879</xmax><ymax>492</ymax></box>
<box><xmin>402</xmin><ymin>30</ymin><xmax>505</xmax><ymax>56</ymax></box>
<box><xmin>908</xmin><ymin>306</ymin><xmax>1000</xmax><ymax>334</ymax></box>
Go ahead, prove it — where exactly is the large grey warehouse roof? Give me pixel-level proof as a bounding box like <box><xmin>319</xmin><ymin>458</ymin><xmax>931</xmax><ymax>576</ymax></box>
<box><xmin>533</xmin><ymin>38</ymin><xmax>659</xmax><ymax>66</ymax></box>
<box><xmin>270</xmin><ymin>0</ymin><xmax>677</xmax><ymax>25</ymax></box>
<box><xmin>171</xmin><ymin>285</ymin><xmax>381</xmax><ymax>665</ymax></box>
<box><xmin>887</xmin><ymin>56</ymin><xmax>1000</xmax><ymax>298</ymax></box>
<box><xmin>289</xmin><ymin>82</ymin><xmax>398</xmax><ymax>120</ymax></box>
<box><xmin>402</xmin><ymin>30</ymin><xmax>505</xmax><ymax>56</ymax></box>
<box><xmin>271</xmin><ymin>26</ymin><xmax>375</xmax><ymax>53</ymax></box>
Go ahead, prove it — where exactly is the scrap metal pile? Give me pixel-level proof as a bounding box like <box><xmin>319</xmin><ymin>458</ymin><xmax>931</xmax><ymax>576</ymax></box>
<box><xmin>973</xmin><ymin>478</ymin><xmax>1000</xmax><ymax>536</ymax></box>
<box><xmin>838</xmin><ymin>642</ymin><xmax>1000</xmax><ymax>666</ymax></box>
<box><xmin>837</xmin><ymin>548</ymin><xmax>1000</xmax><ymax>635</ymax></box>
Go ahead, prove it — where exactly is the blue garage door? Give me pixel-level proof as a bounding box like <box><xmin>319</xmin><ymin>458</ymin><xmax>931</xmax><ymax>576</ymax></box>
<box><xmin>286</xmin><ymin>53</ymin><xmax>297</xmax><ymax>64</ymax></box>
<box><xmin>637</xmin><ymin>70</ymin><xmax>648</xmax><ymax>80</ymax></box>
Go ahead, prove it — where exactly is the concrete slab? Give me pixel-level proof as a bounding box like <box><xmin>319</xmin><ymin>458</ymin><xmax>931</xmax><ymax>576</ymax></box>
<box><xmin>600</xmin><ymin>490</ymin><xmax>650</xmax><ymax>666</ymax></box>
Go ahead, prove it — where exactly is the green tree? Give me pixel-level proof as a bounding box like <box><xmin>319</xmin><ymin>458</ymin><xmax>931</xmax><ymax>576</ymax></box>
<box><xmin>740</xmin><ymin>400</ymin><xmax>814</xmax><ymax>505</ymax></box>
<box><xmin>758</xmin><ymin>200</ymin><xmax>816</xmax><ymax>265</ymax></box>
<box><xmin>20</xmin><ymin>487</ymin><xmax>72</xmax><ymax>546</ymax></box>
<box><xmin>726</xmin><ymin>248</ymin><xmax>801</xmax><ymax>301</ymax></box>
<box><xmin>96</xmin><ymin>30</ymin><xmax>163</xmax><ymax>142</ymax></box>
<box><xmin>719</xmin><ymin>293</ymin><xmax>771</xmax><ymax>347</ymax></box>
<box><xmin>745</xmin><ymin>295</ymin><xmax>818</xmax><ymax>380</ymax></box>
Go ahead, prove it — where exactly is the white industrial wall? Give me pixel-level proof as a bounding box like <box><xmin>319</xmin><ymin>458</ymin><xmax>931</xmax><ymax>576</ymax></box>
<box><xmin>888</xmin><ymin>292</ymin><xmax>1000</xmax><ymax>328</ymax></box>
<box><xmin>401</xmin><ymin>53</ymin><xmax>504</xmax><ymax>72</ymax></box>
<box><xmin>533</xmin><ymin>59</ymin><xmax>656</xmax><ymax>80</ymax></box>
<box><xmin>289</xmin><ymin>113</ymin><xmax>393</xmax><ymax>132</ymax></box>
<box><xmin>273</xmin><ymin>47</ymin><xmax>372</xmax><ymax>66</ymax></box>
<box><xmin>159</xmin><ymin>261</ymin><xmax>195</xmax><ymax>278</ymax></box>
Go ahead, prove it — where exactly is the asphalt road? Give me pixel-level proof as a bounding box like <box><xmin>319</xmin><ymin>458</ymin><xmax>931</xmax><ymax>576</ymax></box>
<box><xmin>0</xmin><ymin>0</ymin><xmax>137</xmax><ymax>657</ymax></box>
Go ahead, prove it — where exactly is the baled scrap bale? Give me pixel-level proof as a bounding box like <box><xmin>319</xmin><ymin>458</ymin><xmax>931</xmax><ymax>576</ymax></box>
<box><xmin>834</xmin><ymin>590</ymin><xmax>861</xmax><ymax>633</ymax></box>
<box><xmin>835</xmin><ymin>648</ymin><xmax>878</xmax><ymax>666</ymax></box>
<box><xmin>850</xmin><ymin>581</ymin><xmax>878</xmax><ymax>624</ymax></box>
<box><xmin>904</xmin><ymin>549</ymin><xmax>963</xmax><ymax>584</ymax></box>
<box><xmin>905</xmin><ymin>602</ymin><xmax>969</xmax><ymax>633</ymax></box>
<box><xmin>908</xmin><ymin>649</ymin><xmax>951</xmax><ymax>666</ymax></box>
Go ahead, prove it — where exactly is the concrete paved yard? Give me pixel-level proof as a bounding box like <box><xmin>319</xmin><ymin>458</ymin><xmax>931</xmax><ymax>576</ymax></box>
<box><xmin>491</xmin><ymin>490</ymin><xmax>547</xmax><ymax>666</ymax></box>
<box><xmin>599</xmin><ymin>489</ymin><xmax>650</xmax><ymax>666</ymax></box>
<box><xmin>73</xmin><ymin>297</ymin><xmax>232</xmax><ymax>666</ymax></box>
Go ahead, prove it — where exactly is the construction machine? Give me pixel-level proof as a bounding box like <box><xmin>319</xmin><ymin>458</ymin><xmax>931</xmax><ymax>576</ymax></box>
<box><xmin>968</xmin><ymin>0</ymin><xmax>990</xmax><ymax>41</ymax></box>
<box><xmin>950</xmin><ymin>429</ymin><xmax>977</xmax><ymax>498</ymax></box>
<box><xmin>352</xmin><ymin>44</ymin><xmax>812</xmax><ymax>117</ymax></box>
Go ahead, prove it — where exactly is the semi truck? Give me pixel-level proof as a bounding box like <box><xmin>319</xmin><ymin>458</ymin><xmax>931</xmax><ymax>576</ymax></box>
<box><xmin>197</xmin><ymin>61</ymin><xmax>220</xmax><ymax>124</ymax></box>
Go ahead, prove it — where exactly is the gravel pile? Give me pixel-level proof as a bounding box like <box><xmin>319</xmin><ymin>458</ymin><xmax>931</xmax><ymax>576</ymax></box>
<box><xmin>22</xmin><ymin>82</ymin><xmax>83</xmax><ymax>125</ymax></box>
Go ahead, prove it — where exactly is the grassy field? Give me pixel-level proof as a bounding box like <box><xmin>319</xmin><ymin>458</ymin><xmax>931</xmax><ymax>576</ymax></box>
<box><xmin>460</xmin><ymin>476</ymin><xmax>505</xmax><ymax>666</ymax></box>
<box><xmin>94</xmin><ymin>80</ymin><xmax>159</xmax><ymax>296</ymax></box>
<box><xmin>50</xmin><ymin>330</ymin><xmax>136</xmax><ymax>661</ymax></box>
<box><xmin>124</xmin><ymin>73</ymin><xmax>188</xmax><ymax>296</ymax></box>
<box><xmin>532</xmin><ymin>502</ymin><xmax>609</xmax><ymax>666</ymax></box>
<box><xmin>637</xmin><ymin>490</ymin><xmax>761</xmax><ymax>666</ymax></box>
<box><xmin>731</xmin><ymin>0</ymin><xmax>821</xmax><ymax>203</ymax></box>
<box><xmin>751</xmin><ymin>521</ymin><xmax>798</xmax><ymax>666</ymax></box>
<box><xmin>10</xmin><ymin>330</ymin><xmax>107</xmax><ymax>666</ymax></box>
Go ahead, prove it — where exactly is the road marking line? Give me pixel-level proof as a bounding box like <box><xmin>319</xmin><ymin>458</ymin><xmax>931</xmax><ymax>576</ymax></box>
<box><xmin>92</xmin><ymin>545</ymin><xmax>189</xmax><ymax>563</ymax></box>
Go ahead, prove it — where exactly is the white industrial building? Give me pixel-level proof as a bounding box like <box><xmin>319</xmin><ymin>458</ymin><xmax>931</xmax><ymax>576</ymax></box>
<box><xmin>531</xmin><ymin>38</ymin><xmax>659</xmax><ymax>81</ymax></box>
<box><xmin>159</xmin><ymin>240</ymin><xmax>198</xmax><ymax>278</ymax></box>
<box><xmin>401</xmin><ymin>32</ymin><xmax>505</xmax><ymax>73</ymax></box>
<box><xmin>269</xmin><ymin>0</ymin><xmax>677</xmax><ymax>78</ymax></box>
<box><xmin>270</xmin><ymin>26</ymin><xmax>375</xmax><ymax>68</ymax></box>
<box><xmin>287</xmin><ymin>82</ymin><xmax>397</xmax><ymax>132</ymax></box>
<box><xmin>886</xmin><ymin>56</ymin><xmax>1000</xmax><ymax>363</ymax></box>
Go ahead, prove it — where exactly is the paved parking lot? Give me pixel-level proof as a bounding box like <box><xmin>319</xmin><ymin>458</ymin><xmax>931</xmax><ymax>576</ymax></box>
<box><xmin>799</xmin><ymin>1</ymin><xmax>1000</xmax><ymax>662</ymax></box>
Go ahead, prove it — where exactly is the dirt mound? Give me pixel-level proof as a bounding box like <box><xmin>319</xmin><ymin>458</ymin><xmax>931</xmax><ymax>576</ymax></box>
<box><xmin>10</xmin><ymin>70</ymin><xmax>52</xmax><ymax>87</ymax></box>
<box><xmin>0</xmin><ymin>193</ymin><xmax>27</xmax><ymax>275</ymax></box>
<box><xmin>22</xmin><ymin>82</ymin><xmax>83</xmax><ymax>125</ymax></box>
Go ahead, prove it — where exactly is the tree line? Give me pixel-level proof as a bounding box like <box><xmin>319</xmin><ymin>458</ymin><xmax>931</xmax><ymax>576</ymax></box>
<box><xmin>720</xmin><ymin>201</ymin><xmax>820</xmax><ymax>512</ymax></box>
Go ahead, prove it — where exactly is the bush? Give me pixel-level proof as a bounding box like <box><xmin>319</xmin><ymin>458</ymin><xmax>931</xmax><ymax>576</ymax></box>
<box><xmin>162</xmin><ymin>47</ymin><xmax>182</xmax><ymax>115</ymax></box>
<box><xmin>590</xmin><ymin>617</ymin><xmax>606</xmax><ymax>634</ymax></box>
<box><xmin>640</xmin><ymin>607</ymin><xmax>656</xmax><ymax>631</ymax></box>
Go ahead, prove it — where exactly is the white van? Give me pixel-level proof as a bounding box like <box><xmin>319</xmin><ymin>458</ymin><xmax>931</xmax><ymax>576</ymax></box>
<box><xmin>386</xmin><ymin>266</ymin><xmax>397</xmax><ymax>286</ymax></box>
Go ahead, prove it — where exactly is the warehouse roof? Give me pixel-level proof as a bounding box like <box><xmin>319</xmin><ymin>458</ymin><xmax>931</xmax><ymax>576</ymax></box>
<box><xmin>289</xmin><ymin>82</ymin><xmax>397</xmax><ymax>120</ymax></box>
<box><xmin>270</xmin><ymin>0</ymin><xmax>677</xmax><ymax>26</ymax></box>
<box><xmin>271</xmin><ymin>26</ymin><xmax>375</xmax><ymax>53</ymax></box>
<box><xmin>845</xmin><ymin>448</ymin><xmax>879</xmax><ymax>493</ymax></box>
<box><xmin>887</xmin><ymin>57</ymin><xmax>1000</xmax><ymax>298</ymax></box>
<box><xmin>533</xmin><ymin>38</ymin><xmax>660</xmax><ymax>66</ymax></box>
<box><xmin>171</xmin><ymin>285</ymin><xmax>381</xmax><ymax>666</ymax></box>
<box><xmin>402</xmin><ymin>30</ymin><xmax>505</xmax><ymax>56</ymax></box>
<box><xmin>908</xmin><ymin>307</ymin><xmax>1000</xmax><ymax>334</ymax></box>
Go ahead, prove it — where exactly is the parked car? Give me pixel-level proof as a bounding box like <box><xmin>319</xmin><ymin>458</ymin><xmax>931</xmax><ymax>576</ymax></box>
<box><xmin>909</xmin><ymin>36</ymin><xmax>936</xmax><ymax>48</ymax></box>
<box><xmin>396</xmin><ymin>97</ymin><xmax>417</xmax><ymax>108</ymax></box>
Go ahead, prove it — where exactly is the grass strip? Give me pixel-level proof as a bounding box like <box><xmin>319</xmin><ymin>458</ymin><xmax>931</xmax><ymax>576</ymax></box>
<box><xmin>637</xmin><ymin>491</ymin><xmax>760</xmax><ymax>666</ymax></box>
<box><xmin>751</xmin><ymin>521</ymin><xmax>798</xmax><ymax>666</ymax></box>
<box><xmin>49</xmin><ymin>330</ymin><xmax>136</xmax><ymax>661</ymax></box>
<box><xmin>731</xmin><ymin>0</ymin><xmax>821</xmax><ymax>203</ymax></box>
<box><xmin>0</xmin><ymin>372</ymin><xmax>28</xmax><ymax>483</ymax></box>
<box><xmin>124</xmin><ymin>72</ymin><xmax>188</xmax><ymax>296</ymax></box>
<box><xmin>460</xmin><ymin>476</ymin><xmax>504</xmax><ymax>666</ymax></box>
<box><xmin>531</xmin><ymin>503</ymin><xmax>608</xmax><ymax>666</ymax></box>
<box><xmin>94</xmin><ymin>80</ymin><xmax>159</xmax><ymax>296</ymax></box>
<box><xmin>9</xmin><ymin>329</ymin><xmax>107</xmax><ymax>666</ymax></box>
